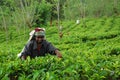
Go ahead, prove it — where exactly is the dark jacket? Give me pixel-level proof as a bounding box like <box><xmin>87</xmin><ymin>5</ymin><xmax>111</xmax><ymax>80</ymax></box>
<box><xmin>21</xmin><ymin>40</ymin><xmax>57</xmax><ymax>58</ymax></box>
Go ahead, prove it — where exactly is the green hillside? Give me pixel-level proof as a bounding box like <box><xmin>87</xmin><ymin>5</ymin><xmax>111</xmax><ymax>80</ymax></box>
<box><xmin>0</xmin><ymin>17</ymin><xmax>120</xmax><ymax>80</ymax></box>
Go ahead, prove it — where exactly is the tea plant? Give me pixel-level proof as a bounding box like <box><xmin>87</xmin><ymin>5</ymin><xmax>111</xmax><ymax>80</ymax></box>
<box><xmin>0</xmin><ymin>16</ymin><xmax>120</xmax><ymax>80</ymax></box>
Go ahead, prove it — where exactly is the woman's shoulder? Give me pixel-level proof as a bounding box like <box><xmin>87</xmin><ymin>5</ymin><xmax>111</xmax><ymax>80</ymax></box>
<box><xmin>42</xmin><ymin>40</ymin><xmax>51</xmax><ymax>45</ymax></box>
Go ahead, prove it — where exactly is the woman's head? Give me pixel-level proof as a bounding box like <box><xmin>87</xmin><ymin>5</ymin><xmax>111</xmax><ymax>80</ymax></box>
<box><xmin>34</xmin><ymin>28</ymin><xmax>45</xmax><ymax>44</ymax></box>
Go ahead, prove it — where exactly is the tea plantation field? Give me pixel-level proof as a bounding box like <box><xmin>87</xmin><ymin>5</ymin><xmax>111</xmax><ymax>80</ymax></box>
<box><xmin>0</xmin><ymin>17</ymin><xmax>120</xmax><ymax>80</ymax></box>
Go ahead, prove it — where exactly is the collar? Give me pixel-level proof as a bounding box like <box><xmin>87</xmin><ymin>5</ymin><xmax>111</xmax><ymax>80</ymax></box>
<box><xmin>33</xmin><ymin>40</ymin><xmax>45</xmax><ymax>50</ymax></box>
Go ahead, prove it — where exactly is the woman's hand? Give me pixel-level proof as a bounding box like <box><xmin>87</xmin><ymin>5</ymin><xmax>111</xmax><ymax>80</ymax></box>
<box><xmin>55</xmin><ymin>50</ymin><xmax>62</xmax><ymax>58</ymax></box>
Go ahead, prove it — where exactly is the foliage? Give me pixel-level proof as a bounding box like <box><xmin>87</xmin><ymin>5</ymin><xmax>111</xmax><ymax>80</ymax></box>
<box><xmin>0</xmin><ymin>16</ymin><xmax>120</xmax><ymax>80</ymax></box>
<box><xmin>1</xmin><ymin>0</ymin><xmax>120</xmax><ymax>30</ymax></box>
<box><xmin>0</xmin><ymin>0</ymin><xmax>52</xmax><ymax>30</ymax></box>
<box><xmin>33</xmin><ymin>0</ymin><xmax>52</xmax><ymax>27</ymax></box>
<box><xmin>0</xmin><ymin>0</ymin><xmax>120</xmax><ymax>80</ymax></box>
<box><xmin>63</xmin><ymin>0</ymin><xmax>120</xmax><ymax>20</ymax></box>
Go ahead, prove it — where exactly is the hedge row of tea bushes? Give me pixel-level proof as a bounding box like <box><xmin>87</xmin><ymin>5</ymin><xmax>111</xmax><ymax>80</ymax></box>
<box><xmin>0</xmin><ymin>16</ymin><xmax>120</xmax><ymax>80</ymax></box>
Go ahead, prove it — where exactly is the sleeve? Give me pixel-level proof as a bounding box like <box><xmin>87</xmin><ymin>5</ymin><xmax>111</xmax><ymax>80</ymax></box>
<box><xmin>21</xmin><ymin>41</ymin><xmax>33</xmax><ymax>57</ymax></box>
<box><xmin>47</xmin><ymin>42</ymin><xmax>58</xmax><ymax>55</ymax></box>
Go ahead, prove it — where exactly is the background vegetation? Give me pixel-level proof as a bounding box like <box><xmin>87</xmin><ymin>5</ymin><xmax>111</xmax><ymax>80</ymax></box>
<box><xmin>0</xmin><ymin>0</ymin><xmax>120</xmax><ymax>80</ymax></box>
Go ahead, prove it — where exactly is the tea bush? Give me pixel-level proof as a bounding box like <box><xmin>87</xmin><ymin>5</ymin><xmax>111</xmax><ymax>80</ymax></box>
<box><xmin>0</xmin><ymin>17</ymin><xmax>120</xmax><ymax>80</ymax></box>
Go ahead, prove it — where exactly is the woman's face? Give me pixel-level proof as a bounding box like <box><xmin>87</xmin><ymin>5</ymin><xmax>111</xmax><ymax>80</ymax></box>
<box><xmin>35</xmin><ymin>36</ymin><xmax>44</xmax><ymax>44</ymax></box>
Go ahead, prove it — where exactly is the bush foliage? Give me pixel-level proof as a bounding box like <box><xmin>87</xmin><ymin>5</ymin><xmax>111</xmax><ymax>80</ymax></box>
<box><xmin>0</xmin><ymin>16</ymin><xmax>120</xmax><ymax>80</ymax></box>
